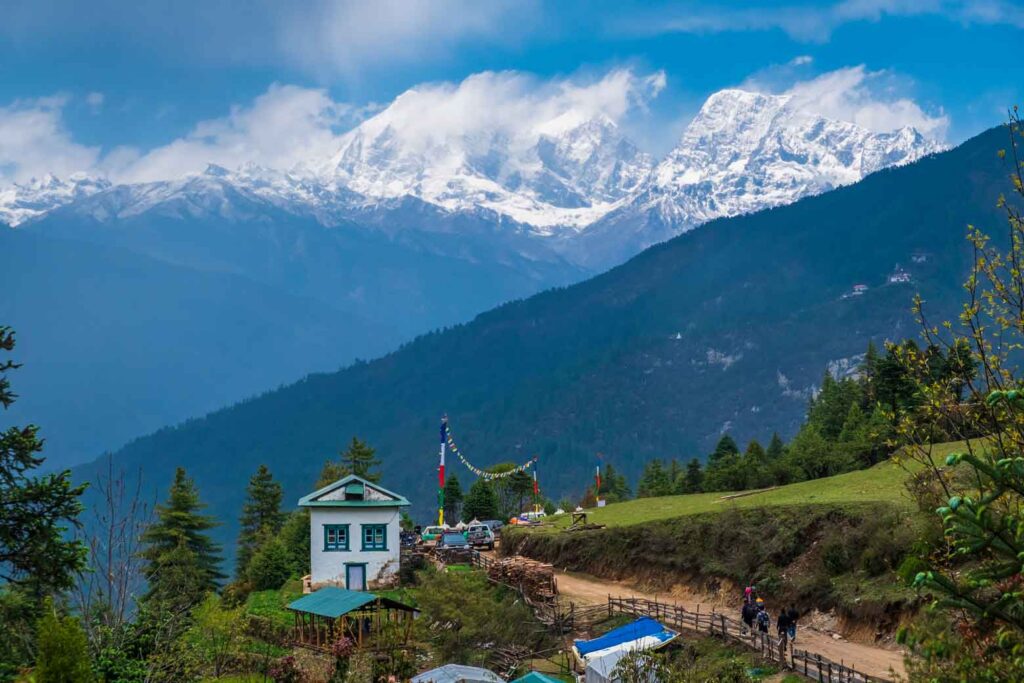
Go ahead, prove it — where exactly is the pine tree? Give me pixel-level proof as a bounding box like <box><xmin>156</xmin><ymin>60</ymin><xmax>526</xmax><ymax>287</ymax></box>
<box><xmin>141</xmin><ymin>467</ymin><xmax>223</xmax><ymax>604</ymax></box>
<box><xmin>680</xmin><ymin>458</ymin><xmax>703</xmax><ymax>493</ymax></box>
<box><xmin>339</xmin><ymin>437</ymin><xmax>381</xmax><ymax>482</ymax></box>
<box><xmin>637</xmin><ymin>459</ymin><xmax>672</xmax><ymax>498</ymax></box>
<box><xmin>462</xmin><ymin>479</ymin><xmax>499</xmax><ymax>521</ymax></box>
<box><xmin>708</xmin><ymin>435</ymin><xmax>739</xmax><ymax>464</ymax></box>
<box><xmin>742</xmin><ymin>440</ymin><xmax>773</xmax><ymax>489</ymax></box>
<box><xmin>598</xmin><ymin>463</ymin><xmax>632</xmax><ymax>502</ymax></box>
<box><xmin>766</xmin><ymin>433</ymin><xmax>785</xmax><ymax>461</ymax></box>
<box><xmin>443</xmin><ymin>475</ymin><xmax>463</xmax><ymax>522</ymax></box>
<box><xmin>0</xmin><ymin>327</ymin><xmax>87</xmax><ymax>594</ymax></box>
<box><xmin>246</xmin><ymin>537</ymin><xmax>293</xmax><ymax>591</ymax></box>
<box><xmin>236</xmin><ymin>464</ymin><xmax>285</xmax><ymax>579</ymax></box>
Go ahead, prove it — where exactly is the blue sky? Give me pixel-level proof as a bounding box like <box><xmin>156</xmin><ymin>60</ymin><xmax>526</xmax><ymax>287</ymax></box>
<box><xmin>0</xmin><ymin>0</ymin><xmax>1021</xmax><ymax>184</ymax></box>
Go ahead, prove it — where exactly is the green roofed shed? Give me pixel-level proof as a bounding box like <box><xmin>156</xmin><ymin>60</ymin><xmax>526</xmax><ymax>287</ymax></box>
<box><xmin>288</xmin><ymin>586</ymin><xmax>375</xmax><ymax>618</ymax></box>
<box><xmin>287</xmin><ymin>586</ymin><xmax>419</xmax><ymax>651</ymax></box>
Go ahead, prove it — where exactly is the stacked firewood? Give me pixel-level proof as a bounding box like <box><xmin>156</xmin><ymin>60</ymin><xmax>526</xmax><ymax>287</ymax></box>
<box><xmin>487</xmin><ymin>556</ymin><xmax>557</xmax><ymax>601</ymax></box>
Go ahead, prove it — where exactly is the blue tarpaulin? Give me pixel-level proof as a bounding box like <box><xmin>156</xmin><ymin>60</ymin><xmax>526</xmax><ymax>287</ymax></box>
<box><xmin>574</xmin><ymin>617</ymin><xmax>675</xmax><ymax>657</ymax></box>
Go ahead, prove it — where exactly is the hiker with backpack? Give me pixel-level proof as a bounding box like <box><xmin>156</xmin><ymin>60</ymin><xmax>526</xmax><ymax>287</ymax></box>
<box><xmin>744</xmin><ymin>584</ymin><xmax>756</xmax><ymax>605</ymax></box>
<box><xmin>755</xmin><ymin>599</ymin><xmax>770</xmax><ymax>634</ymax></box>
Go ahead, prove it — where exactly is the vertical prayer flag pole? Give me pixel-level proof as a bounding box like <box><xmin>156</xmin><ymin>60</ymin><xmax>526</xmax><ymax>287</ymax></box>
<box><xmin>532</xmin><ymin>457</ymin><xmax>540</xmax><ymax>513</ymax></box>
<box><xmin>595</xmin><ymin>464</ymin><xmax>601</xmax><ymax>497</ymax></box>
<box><xmin>438</xmin><ymin>416</ymin><xmax>447</xmax><ymax>527</ymax></box>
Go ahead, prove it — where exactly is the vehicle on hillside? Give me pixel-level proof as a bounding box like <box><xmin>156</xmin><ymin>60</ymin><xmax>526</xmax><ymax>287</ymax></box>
<box><xmin>437</xmin><ymin>531</ymin><xmax>472</xmax><ymax>551</ymax></box>
<box><xmin>481</xmin><ymin>519</ymin><xmax>505</xmax><ymax>533</ymax></box>
<box><xmin>421</xmin><ymin>525</ymin><xmax>446</xmax><ymax>544</ymax></box>
<box><xmin>466</xmin><ymin>523</ymin><xmax>495</xmax><ymax>550</ymax></box>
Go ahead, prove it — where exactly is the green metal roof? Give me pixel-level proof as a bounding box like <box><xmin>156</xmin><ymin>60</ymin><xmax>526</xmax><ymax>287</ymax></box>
<box><xmin>297</xmin><ymin>474</ymin><xmax>411</xmax><ymax>508</ymax></box>
<box><xmin>288</xmin><ymin>587</ymin><xmax>419</xmax><ymax>618</ymax></box>
<box><xmin>511</xmin><ymin>673</ymin><xmax>562</xmax><ymax>683</ymax></box>
<box><xmin>287</xmin><ymin>587</ymin><xmax>375</xmax><ymax>618</ymax></box>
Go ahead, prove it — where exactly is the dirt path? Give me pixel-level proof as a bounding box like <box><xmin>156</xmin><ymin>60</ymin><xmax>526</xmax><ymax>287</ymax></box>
<box><xmin>554</xmin><ymin>571</ymin><xmax>907</xmax><ymax>681</ymax></box>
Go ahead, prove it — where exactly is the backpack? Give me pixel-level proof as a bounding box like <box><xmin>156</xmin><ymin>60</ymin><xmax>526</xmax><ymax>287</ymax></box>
<box><xmin>756</xmin><ymin>610</ymin><xmax>770</xmax><ymax>629</ymax></box>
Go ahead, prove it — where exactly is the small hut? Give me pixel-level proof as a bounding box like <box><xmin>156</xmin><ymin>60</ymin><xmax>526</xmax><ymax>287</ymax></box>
<box><xmin>288</xmin><ymin>586</ymin><xmax>418</xmax><ymax>651</ymax></box>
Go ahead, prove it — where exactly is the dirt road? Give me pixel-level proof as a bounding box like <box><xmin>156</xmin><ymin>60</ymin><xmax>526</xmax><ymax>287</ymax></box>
<box><xmin>554</xmin><ymin>571</ymin><xmax>907</xmax><ymax>680</ymax></box>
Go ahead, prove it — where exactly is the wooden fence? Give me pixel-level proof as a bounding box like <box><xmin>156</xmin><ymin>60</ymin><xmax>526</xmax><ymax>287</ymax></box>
<box><xmin>608</xmin><ymin>596</ymin><xmax>892</xmax><ymax>683</ymax></box>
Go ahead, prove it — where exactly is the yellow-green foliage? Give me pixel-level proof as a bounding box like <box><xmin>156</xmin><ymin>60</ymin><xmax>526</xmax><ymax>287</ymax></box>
<box><xmin>34</xmin><ymin>599</ymin><xmax>94</xmax><ymax>683</ymax></box>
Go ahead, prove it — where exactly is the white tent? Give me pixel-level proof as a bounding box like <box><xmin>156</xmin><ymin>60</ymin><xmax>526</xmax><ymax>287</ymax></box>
<box><xmin>411</xmin><ymin>664</ymin><xmax>505</xmax><ymax>683</ymax></box>
<box><xmin>585</xmin><ymin>646</ymin><xmax>660</xmax><ymax>683</ymax></box>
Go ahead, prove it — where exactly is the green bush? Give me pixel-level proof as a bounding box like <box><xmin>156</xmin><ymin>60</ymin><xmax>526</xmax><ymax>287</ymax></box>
<box><xmin>35</xmin><ymin>599</ymin><xmax>95</xmax><ymax>683</ymax></box>
<box><xmin>247</xmin><ymin>538</ymin><xmax>293</xmax><ymax>591</ymax></box>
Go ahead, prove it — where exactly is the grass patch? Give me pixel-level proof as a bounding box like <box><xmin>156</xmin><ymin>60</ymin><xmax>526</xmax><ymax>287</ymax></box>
<box><xmin>243</xmin><ymin>578</ymin><xmax>304</xmax><ymax>629</ymax></box>
<box><xmin>539</xmin><ymin>456</ymin><xmax>935</xmax><ymax>532</ymax></box>
<box><xmin>540</xmin><ymin>443</ymin><xmax>973</xmax><ymax>532</ymax></box>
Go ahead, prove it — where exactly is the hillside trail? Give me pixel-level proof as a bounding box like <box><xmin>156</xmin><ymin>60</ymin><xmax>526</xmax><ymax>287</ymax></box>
<box><xmin>554</xmin><ymin>571</ymin><xmax>907</xmax><ymax>680</ymax></box>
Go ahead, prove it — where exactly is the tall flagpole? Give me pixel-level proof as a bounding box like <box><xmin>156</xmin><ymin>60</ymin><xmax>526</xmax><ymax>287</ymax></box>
<box><xmin>438</xmin><ymin>416</ymin><xmax>447</xmax><ymax>527</ymax></box>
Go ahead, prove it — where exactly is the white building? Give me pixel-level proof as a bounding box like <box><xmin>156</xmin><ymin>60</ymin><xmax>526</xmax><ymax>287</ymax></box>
<box><xmin>298</xmin><ymin>474</ymin><xmax>410</xmax><ymax>591</ymax></box>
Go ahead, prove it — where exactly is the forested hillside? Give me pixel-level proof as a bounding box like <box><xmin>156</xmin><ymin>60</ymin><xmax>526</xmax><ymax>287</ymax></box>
<box><xmin>74</xmin><ymin>126</ymin><xmax>1010</xmax><ymax>546</ymax></box>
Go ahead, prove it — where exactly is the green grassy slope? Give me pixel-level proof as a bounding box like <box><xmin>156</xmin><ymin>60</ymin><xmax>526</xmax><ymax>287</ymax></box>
<box><xmin>542</xmin><ymin>443</ymin><xmax>963</xmax><ymax>529</ymax></box>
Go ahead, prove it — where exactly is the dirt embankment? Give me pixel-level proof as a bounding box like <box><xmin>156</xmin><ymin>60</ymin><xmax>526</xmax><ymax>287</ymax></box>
<box><xmin>552</xmin><ymin>571</ymin><xmax>907</xmax><ymax>680</ymax></box>
<box><xmin>503</xmin><ymin>503</ymin><xmax>921</xmax><ymax>639</ymax></box>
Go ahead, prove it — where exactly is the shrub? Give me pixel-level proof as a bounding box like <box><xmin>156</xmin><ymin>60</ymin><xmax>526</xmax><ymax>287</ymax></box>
<box><xmin>35</xmin><ymin>599</ymin><xmax>94</xmax><ymax>683</ymax></box>
<box><xmin>269</xmin><ymin>655</ymin><xmax>302</xmax><ymax>683</ymax></box>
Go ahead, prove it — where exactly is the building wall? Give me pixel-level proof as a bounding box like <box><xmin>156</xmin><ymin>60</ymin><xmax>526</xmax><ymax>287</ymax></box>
<box><xmin>308</xmin><ymin>506</ymin><xmax>402</xmax><ymax>589</ymax></box>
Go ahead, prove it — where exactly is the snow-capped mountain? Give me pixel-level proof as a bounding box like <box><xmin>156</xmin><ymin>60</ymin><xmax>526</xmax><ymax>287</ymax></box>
<box><xmin>4</xmin><ymin>86</ymin><xmax>944</xmax><ymax>270</ymax></box>
<box><xmin>0</xmin><ymin>173</ymin><xmax>110</xmax><ymax>227</ymax></box>
<box><xmin>320</xmin><ymin>105</ymin><xmax>654</xmax><ymax>232</ymax></box>
<box><xmin>566</xmin><ymin>89</ymin><xmax>945</xmax><ymax>267</ymax></box>
<box><xmin>643</xmin><ymin>89</ymin><xmax>945</xmax><ymax>226</ymax></box>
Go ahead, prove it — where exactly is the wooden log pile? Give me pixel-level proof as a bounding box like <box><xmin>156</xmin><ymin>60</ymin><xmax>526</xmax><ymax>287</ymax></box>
<box><xmin>487</xmin><ymin>556</ymin><xmax>557</xmax><ymax>602</ymax></box>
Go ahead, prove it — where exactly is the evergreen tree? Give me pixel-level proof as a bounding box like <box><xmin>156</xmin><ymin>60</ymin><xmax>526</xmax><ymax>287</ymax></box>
<box><xmin>443</xmin><ymin>475</ymin><xmax>463</xmax><ymax>522</ymax></box>
<box><xmin>246</xmin><ymin>537</ymin><xmax>292</xmax><ymax>591</ymax></box>
<box><xmin>862</xmin><ymin>339</ymin><xmax>881</xmax><ymax>405</ymax></box>
<box><xmin>766</xmin><ymin>433</ymin><xmax>786</xmax><ymax>461</ymax></box>
<box><xmin>278</xmin><ymin>510</ymin><xmax>311</xmax><ymax>577</ymax></box>
<box><xmin>34</xmin><ymin>599</ymin><xmax>94</xmax><ymax>683</ymax></box>
<box><xmin>702</xmin><ymin>451</ymin><xmax>745</xmax><ymax>492</ymax></box>
<box><xmin>597</xmin><ymin>463</ymin><xmax>632</xmax><ymax>502</ymax></box>
<box><xmin>741</xmin><ymin>440</ymin><xmax>773</xmax><ymax>489</ymax></box>
<box><xmin>462</xmin><ymin>479</ymin><xmax>499</xmax><ymax>521</ymax></box>
<box><xmin>0</xmin><ymin>327</ymin><xmax>87</xmax><ymax>593</ymax></box>
<box><xmin>315</xmin><ymin>459</ymin><xmax>350</xmax><ymax>489</ymax></box>
<box><xmin>339</xmin><ymin>437</ymin><xmax>381</xmax><ymax>482</ymax></box>
<box><xmin>141</xmin><ymin>467</ymin><xmax>223</xmax><ymax>604</ymax></box>
<box><xmin>708</xmin><ymin>435</ymin><xmax>739</xmax><ymax>464</ymax></box>
<box><xmin>236</xmin><ymin>464</ymin><xmax>284</xmax><ymax>579</ymax></box>
<box><xmin>680</xmin><ymin>458</ymin><xmax>703</xmax><ymax>493</ymax></box>
<box><xmin>784</xmin><ymin>423</ymin><xmax>856</xmax><ymax>481</ymax></box>
<box><xmin>637</xmin><ymin>459</ymin><xmax>672</xmax><ymax>498</ymax></box>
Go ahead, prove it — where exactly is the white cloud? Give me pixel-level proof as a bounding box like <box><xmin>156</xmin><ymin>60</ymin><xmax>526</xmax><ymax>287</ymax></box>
<box><xmin>791</xmin><ymin>55</ymin><xmax>814</xmax><ymax>66</ymax></box>
<box><xmin>114</xmin><ymin>84</ymin><xmax>366</xmax><ymax>183</ymax></box>
<box><xmin>625</xmin><ymin>0</ymin><xmax>1023</xmax><ymax>43</ymax></box>
<box><xmin>352</xmin><ymin>68</ymin><xmax>666</xmax><ymax>154</ymax></box>
<box><xmin>745</xmin><ymin>65</ymin><xmax>949</xmax><ymax>139</ymax></box>
<box><xmin>276</xmin><ymin>0</ymin><xmax>534</xmax><ymax>80</ymax></box>
<box><xmin>0</xmin><ymin>96</ymin><xmax>101</xmax><ymax>184</ymax></box>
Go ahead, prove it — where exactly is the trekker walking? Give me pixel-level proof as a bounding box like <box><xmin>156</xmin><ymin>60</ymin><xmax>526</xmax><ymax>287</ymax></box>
<box><xmin>786</xmin><ymin>605</ymin><xmax>800</xmax><ymax>644</ymax></box>
<box><xmin>744</xmin><ymin>584</ymin><xmax>756</xmax><ymax>605</ymax></box>
<box><xmin>755</xmin><ymin>599</ymin><xmax>770</xmax><ymax>634</ymax></box>
<box><xmin>774</xmin><ymin>610</ymin><xmax>790</xmax><ymax>655</ymax></box>
<box><xmin>741</xmin><ymin>601</ymin><xmax>757</xmax><ymax>633</ymax></box>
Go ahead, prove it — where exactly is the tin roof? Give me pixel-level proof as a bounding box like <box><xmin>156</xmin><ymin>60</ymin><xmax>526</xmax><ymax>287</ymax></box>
<box><xmin>287</xmin><ymin>587</ymin><xmax>375</xmax><ymax>618</ymax></box>
<box><xmin>297</xmin><ymin>474</ymin><xmax>410</xmax><ymax>508</ymax></box>
<box><xmin>287</xmin><ymin>586</ymin><xmax>419</xmax><ymax>618</ymax></box>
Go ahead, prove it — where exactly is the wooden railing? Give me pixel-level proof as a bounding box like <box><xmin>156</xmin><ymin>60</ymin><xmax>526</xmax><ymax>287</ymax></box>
<box><xmin>608</xmin><ymin>596</ymin><xmax>892</xmax><ymax>683</ymax></box>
